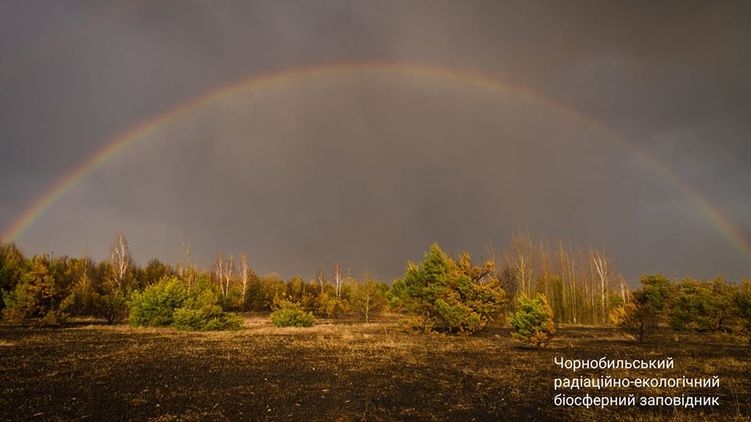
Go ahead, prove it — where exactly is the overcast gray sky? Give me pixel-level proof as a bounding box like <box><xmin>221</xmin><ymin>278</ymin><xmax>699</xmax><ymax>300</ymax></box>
<box><xmin>1</xmin><ymin>1</ymin><xmax>749</xmax><ymax>282</ymax></box>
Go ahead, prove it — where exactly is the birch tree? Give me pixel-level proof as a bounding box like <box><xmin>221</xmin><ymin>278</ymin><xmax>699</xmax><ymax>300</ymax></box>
<box><xmin>213</xmin><ymin>253</ymin><xmax>234</xmax><ymax>299</ymax></box>
<box><xmin>333</xmin><ymin>264</ymin><xmax>343</xmax><ymax>300</ymax></box>
<box><xmin>98</xmin><ymin>231</ymin><xmax>134</xmax><ymax>323</ymax></box>
<box><xmin>238</xmin><ymin>254</ymin><xmax>252</xmax><ymax>308</ymax></box>
<box><xmin>351</xmin><ymin>280</ymin><xmax>387</xmax><ymax>323</ymax></box>
<box><xmin>509</xmin><ymin>232</ymin><xmax>535</xmax><ymax>298</ymax></box>
<box><xmin>178</xmin><ymin>240</ymin><xmax>197</xmax><ymax>289</ymax></box>
<box><xmin>315</xmin><ymin>268</ymin><xmax>326</xmax><ymax>291</ymax></box>
<box><xmin>110</xmin><ymin>231</ymin><xmax>133</xmax><ymax>292</ymax></box>
<box><xmin>591</xmin><ymin>250</ymin><xmax>610</xmax><ymax>324</ymax></box>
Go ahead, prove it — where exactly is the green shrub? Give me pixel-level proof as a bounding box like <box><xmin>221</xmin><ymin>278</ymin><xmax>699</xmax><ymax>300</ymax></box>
<box><xmin>270</xmin><ymin>300</ymin><xmax>316</xmax><ymax>327</ymax></box>
<box><xmin>172</xmin><ymin>304</ymin><xmax>242</xmax><ymax>331</ymax></box>
<box><xmin>510</xmin><ymin>294</ymin><xmax>556</xmax><ymax>348</ymax></box>
<box><xmin>129</xmin><ymin>277</ymin><xmax>242</xmax><ymax>331</ymax></box>
<box><xmin>129</xmin><ymin>277</ymin><xmax>189</xmax><ymax>327</ymax></box>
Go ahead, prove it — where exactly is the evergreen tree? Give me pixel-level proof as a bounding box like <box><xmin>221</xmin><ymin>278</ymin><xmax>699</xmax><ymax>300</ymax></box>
<box><xmin>0</xmin><ymin>241</ymin><xmax>26</xmax><ymax>311</ymax></box>
<box><xmin>509</xmin><ymin>294</ymin><xmax>556</xmax><ymax>348</ymax></box>
<box><xmin>2</xmin><ymin>254</ymin><xmax>72</xmax><ymax>325</ymax></box>
<box><xmin>392</xmin><ymin>243</ymin><xmax>506</xmax><ymax>334</ymax></box>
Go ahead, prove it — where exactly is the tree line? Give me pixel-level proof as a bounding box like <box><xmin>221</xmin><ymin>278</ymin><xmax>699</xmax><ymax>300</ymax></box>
<box><xmin>0</xmin><ymin>232</ymin><xmax>391</xmax><ymax>326</ymax></box>
<box><xmin>611</xmin><ymin>274</ymin><xmax>751</xmax><ymax>341</ymax></box>
<box><xmin>0</xmin><ymin>232</ymin><xmax>749</xmax><ymax>340</ymax></box>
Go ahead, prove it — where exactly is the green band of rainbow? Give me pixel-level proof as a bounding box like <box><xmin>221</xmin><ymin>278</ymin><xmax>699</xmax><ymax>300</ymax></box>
<box><xmin>3</xmin><ymin>61</ymin><xmax>750</xmax><ymax>264</ymax></box>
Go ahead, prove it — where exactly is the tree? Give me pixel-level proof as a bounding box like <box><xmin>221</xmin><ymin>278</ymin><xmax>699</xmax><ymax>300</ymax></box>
<box><xmin>237</xmin><ymin>254</ymin><xmax>253</xmax><ymax>309</ymax></box>
<box><xmin>493</xmin><ymin>234</ymin><xmax>626</xmax><ymax>325</ymax></box>
<box><xmin>64</xmin><ymin>257</ymin><xmax>100</xmax><ymax>317</ymax></box>
<box><xmin>315</xmin><ymin>268</ymin><xmax>326</xmax><ymax>291</ymax></box>
<box><xmin>508</xmin><ymin>232</ymin><xmax>535</xmax><ymax>297</ymax></box>
<box><xmin>129</xmin><ymin>276</ymin><xmax>241</xmax><ymax>330</ymax></box>
<box><xmin>245</xmin><ymin>274</ymin><xmax>286</xmax><ymax>312</ymax></box>
<box><xmin>270</xmin><ymin>300</ymin><xmax>316</xmax><ymax>327</ymax></box>
<box><xmin>591</xmin><ymin>250</ymin><xmax>610</xmax><ymax>325</ymax></box>
<box><xmin>497</xmin><ymin>265</ymin><xmax>518</xmax><ymax>307</ymax></box>
<box><xmin>212</xmin><ymin>252</ymin><xmax>234</xmax><ymax>300</ymax></box>
<box><xmin>609</xmin><ymin>302</ymin><xmax>651</xmax><ymax>341</ymax></box>
<box><xmin>311</xmin><ymin>266</ymin><xmax>351</xmax><ymax>318</ymax></box>
<box><xmin>708</xmin><ymin>277</ymin><xmax>737</xmax><ymax>333</ymax></box>
<box><xmin>315</xmin><ymin>283</ymin><xmax>350</xmax><ymax>318</ymax></box>
<box><xmin>177</xmin><ymin>240</ymin><xmax>197</xmax><ymax>289</ymax></box>
<box><xmin>558</xmin><ymin>241</ymin><xmax>581</xmax><ymax>324</ymax></box>
<box><xmin>109</xmin><ymin>231</ymin><xmax>134</xmax><ymax>292</ymax></box>
<box><xmin>129</xmin><ymin>277</ymin><xmax>189</xmax><ymax>327</ymax></box>
<box><xmin>139</xmin><ymin>258</ymin><xmax>174</xmax><ymax>287</ymax></box>
<box><xmin>638</xmin><ymin>274</ymin><xmax>673</xmax><ymax>315</ymax></box>
<box><xmin>669</xmin><ymin>277</ymin><xmax>737</xmax><ymax>332</ymax></box>
<box><xmin>0</xmin><ymin>241</ymin><xmax>26</xmax><ymax>311</ymax></box>
<box><xmin>611</xmin><ymin>274</ymin><xmax>673</xmax><ymax>341</ymax></box>
<box><xmin>351</xmin><ymin>280</ymin><xmax>388</xmax><ymax>322</ymax></box>
<box><xmin>96</xmin><ymin>232</ymin><xmax>136</xmax><ymax>323</ymax></box>
<box><xmin>509</xmin><ymin>294</ymin><xmax>556</xmax><ymax>348</ymax></box>
<box><xmin>735</xmin><ymin>279</ymin><xmax>751</xmax><ymax>335</ymax></box>
<box><xmin>333</xmin><ymin>264</ymin><xmax>344</xmax><ymax>300</ymax></box>
<box><xmin>669</xmin><ymin>278</ymin><xmax>713</xmax><ymax>331</ymax></box>
<box><xmin>2</xmin><ymin>254</ymin><xmax>73</xmax><ymax>326</ymax></box>
<box><xmin>392</xmin><ymin>243</ymin><xmax>506</xmax><ymax>334</ymax></box>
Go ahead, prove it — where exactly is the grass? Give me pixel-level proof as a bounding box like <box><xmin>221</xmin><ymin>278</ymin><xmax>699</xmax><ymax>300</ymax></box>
<box><xmin>0</xmin><ymin>318</ymin><xmax>749</xmax><ymax>421</ymax></box>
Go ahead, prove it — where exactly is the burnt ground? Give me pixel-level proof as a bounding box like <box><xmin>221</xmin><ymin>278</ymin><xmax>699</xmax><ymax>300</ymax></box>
<box><xmin>0</xmin><ymin>320</ymin><xmax>749</xmax><ymax>421</ymax></box>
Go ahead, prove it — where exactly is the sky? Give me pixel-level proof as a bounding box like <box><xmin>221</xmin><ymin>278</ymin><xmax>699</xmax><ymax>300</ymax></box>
<box><xmin>1</xmin><ymin>1</ymin><xmax>750</xmax><ymax>283</ymax></box>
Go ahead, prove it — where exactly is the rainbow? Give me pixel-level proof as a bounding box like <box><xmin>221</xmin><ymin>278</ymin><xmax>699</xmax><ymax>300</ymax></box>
<box><xmin>3</xmin><ymin>61</ymin><xmax>750</xmax><ymax>263</ymax></box>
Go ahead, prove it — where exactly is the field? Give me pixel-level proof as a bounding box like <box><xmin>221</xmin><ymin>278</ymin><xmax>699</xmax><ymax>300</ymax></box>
<box><xmin>1</xmin><ymin>318</ymin><xmax>749</xmax><ymax>421</ymax></box>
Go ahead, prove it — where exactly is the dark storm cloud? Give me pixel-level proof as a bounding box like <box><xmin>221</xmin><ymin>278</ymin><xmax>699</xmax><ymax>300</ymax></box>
<box><xmin>1</xmin><ymin>1</ymin><xmax>750</xmax><ymax>280</ymax></box>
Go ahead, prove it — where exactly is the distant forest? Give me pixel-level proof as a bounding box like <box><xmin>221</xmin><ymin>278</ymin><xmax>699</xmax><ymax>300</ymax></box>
<box><xmin>1</xmin><ymin>232</ymin><xmax>749</xmax><ymax>340</ymax></box>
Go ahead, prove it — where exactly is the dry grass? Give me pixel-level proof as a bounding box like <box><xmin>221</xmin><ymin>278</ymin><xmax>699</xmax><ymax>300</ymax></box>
<box><xmin>0</xmin><ymin>320</ymin><xmax>749</xmax><ymax>421</ymax></box>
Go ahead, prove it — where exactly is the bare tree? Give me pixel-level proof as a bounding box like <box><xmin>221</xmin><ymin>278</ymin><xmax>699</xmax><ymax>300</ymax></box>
<box><xmin>333</xmin><ymin>264</ymin><xmax>343</xmax><ymax>300</ymax></box>
<box><xmin>101</xmin><ymin>231</ymin><xmax>134</xmax><ymax>324</ymax></box>
<box><xmin>213</xmin><ymin>253</ymin><xmax>223</xmax><ymax>293</ymax></box>
<box><xmin>213</xmin><ymin>252</ymin><xmax>235</xmax><ymax>299</ymax></box>
<box><xmin>558</xmin><ymin>241</ymin><xmax>579</xmax><ymax>324</ymax></box>
<box><xmin>539</xmin><ymin>240</ymin><xmax>552</xmax><ymax>284</ymax></box>
<box><xmin>495</xmin><ymin>233</ymin><xmax>627</xmax><ymax>325</ymax></box>
<box><xmin>591</xmin><ymin>249</ymin><xmax>611</xmax><ymax>324</ymax></box>
<box><xmin>110</xmin><ymin>231</ymin><xmax>132</xmax><ymax>292</ymax></box>
<box><xmin>359</xmin><ymin>281</ymin><xmax>376</xmax><ymax>323</ymax></box>
<box><xmin>487</xmin><ymin>243</ymin><xmax>518</xmax><ymax>302</ymax></box>
<box><xmin>618</xmin><ymin>275</ymin><xmax>629</xmax><ymax>304</ymax></box>
<box><xmin>509</xmin><ymin>231</ymin><xmax>535</xmax><ymax>297</ymax></box>
<box><xmin>315</xmin><ymin>268</ymin><xmax>326</xmax><ymax>291</ymax></box>
<box><xmin>238</xmin><ymin>254</ymin><xmax>252</xmax><ymax>307</ymax></box>
<box><xmin>178</xmin><ymin>240</ymin><xmax>197</xmax><ymax>288</ymax></box>
<box><xmin>498</xmin><ymin>265</ymin><xmax>519</xmax><ymax>304</ymax></box>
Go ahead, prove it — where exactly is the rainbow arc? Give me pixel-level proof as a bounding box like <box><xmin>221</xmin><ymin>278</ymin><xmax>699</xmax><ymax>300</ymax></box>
<box><xmin>2</xmin><ymin>62</ymin><xmax>749</xmax><ymax>264</ymax></box>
